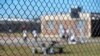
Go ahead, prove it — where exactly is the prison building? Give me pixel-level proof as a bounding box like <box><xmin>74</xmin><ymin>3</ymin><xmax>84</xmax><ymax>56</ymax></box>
<box><xmin>40</xmin><ymin>12</ymin><xmax>91</xmax><ymax>38</ymax></box>
<box><xmin>91</xmin><ymin>13</ymin><xmax>100</xmax><ymax>37</ymax></box>
<box><xmin>0</xmin><ymin>18</ymin><xmax>41</xmax><ymax>33</ymax></box>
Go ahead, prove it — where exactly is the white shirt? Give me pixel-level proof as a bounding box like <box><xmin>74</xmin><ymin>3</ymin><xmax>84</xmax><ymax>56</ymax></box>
<box><xmin>23</xmin><ymin>30</ymin><xmax>27</xmax><ymax>37</ymax></box>
<box><xmin>67</xmin><ymin>29</ymin><xmax>76</xmax><ymax>41</ymax></box>
<box><xmin>32</xmin><ymin>30</ymin><xmax>37</xmax><ymax>37</ymax></box>
<box><xmin>70</xmin><ymin>34</ymin><xmax>75</xmax><ymax>41</ymax></box>
<box><xmin>49</xmin><ymin>47</ymin><xmax>54</xmax><ymax>54</ymax></box>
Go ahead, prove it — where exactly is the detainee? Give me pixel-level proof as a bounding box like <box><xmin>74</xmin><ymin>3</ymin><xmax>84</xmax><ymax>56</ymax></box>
<box><xmin>22</xmin><ymin>25</ymin><xmax>28</xmax><ymax>42</ymax></box>
<box><xmin>32</xmin><ymin>29</ymin><xmax>38</xmax><ymax>42</ymax></box>
<box><xmin>58</xmin><ymin>24</ymin><xmax>65</xmax><ymax>39</ymax></box>
<box><xmin>41</xmin><ymin>43</ymin><xmax>47</xmax><ymax>55</ymax></box>
<box><xmin>23</xmin><ymin>29</ymin><xmax>28</xmax><ymax>42</ymax></box>
<box><xmin>67</xmin><ymin>26</ymin><xmax>77</xmax><ymax>44</ymax></box>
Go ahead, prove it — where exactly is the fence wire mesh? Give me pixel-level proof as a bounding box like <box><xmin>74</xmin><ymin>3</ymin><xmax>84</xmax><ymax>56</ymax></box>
<box><xmin>0</xmin><ymin>0</ymin><xmax>100</xmax><ymax>56</ymax></box>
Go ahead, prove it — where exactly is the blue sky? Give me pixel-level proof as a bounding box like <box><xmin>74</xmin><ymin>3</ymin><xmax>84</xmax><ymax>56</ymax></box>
<box><xmin>0</xmin><ymin>0</ymin><xmax>100</xmax><ymax>19</ymax></box>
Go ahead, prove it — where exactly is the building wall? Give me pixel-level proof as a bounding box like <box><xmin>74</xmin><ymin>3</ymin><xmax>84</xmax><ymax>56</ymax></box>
<box><xmin>0</xmin><ymin>21</ymin><xmax>41</xmax><ymax>33</ymax></box>
<box><xmin>40</xmin><ymin>13</ymin><xmax>91</xmax><ymax>38</ymax></box>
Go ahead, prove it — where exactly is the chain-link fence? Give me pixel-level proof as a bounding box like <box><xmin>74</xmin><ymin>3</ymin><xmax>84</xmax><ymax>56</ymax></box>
<box><xmin>0</xmin><ymin>0</ymin><xmax>100</xmax><ymax>56</ymax></box>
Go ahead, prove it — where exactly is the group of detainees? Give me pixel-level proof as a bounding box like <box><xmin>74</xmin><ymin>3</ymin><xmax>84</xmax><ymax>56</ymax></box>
<box><xmin>22</xmin><ymin>25</ymin><xmax>84</xmax><ymax>55</ymax></box>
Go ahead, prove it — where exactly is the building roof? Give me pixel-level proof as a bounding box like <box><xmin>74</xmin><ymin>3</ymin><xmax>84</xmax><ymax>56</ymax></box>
<box><xmin>91</xmin><ymin>13</ymin><xmax>100</xmax><ymax>18</ymax></box>
<box><xmin>41</xmin><ymin>13</ymin><xmax>91</xmax><ymax>20</ymax></box>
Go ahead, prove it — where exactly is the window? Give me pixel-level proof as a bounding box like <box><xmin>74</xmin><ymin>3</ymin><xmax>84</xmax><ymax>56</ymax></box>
<box><xmin>46</xmin><ymin>20</ymin><xmax>54</xmax><ymax>30</ymax></box>
<box><xmin>70</xmin><ymin>8</ymin><xmax>79</xmax><ymax>18</ymax></box>
<box><xmin>76</xmin><ymin>20</ymin><xmax>85</xmax><ymax>29</ymax></box>
<box><xmin>70</xmin><ymin>6</ymin><xmax>81</xmax><ymax>18</ymax></box>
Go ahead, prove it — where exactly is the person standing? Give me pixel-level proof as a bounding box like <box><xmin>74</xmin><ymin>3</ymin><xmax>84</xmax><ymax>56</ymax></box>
<box><xmin>32</xmin><ymin>29</ymin><xmax>38</xmax><ymax>42</ymax></box>
<box><xmin>58</xmin><ymin>24</ymin><xmax>65</xmax><ymax>39</ymax></box>
<box><xmin>76</xmin><ymin>20</ymin><xmax>85</xmax><ymax>43</ymax></box>
<box><xmin>41</xmin><ymin>43</ymin><xmax>47</xmax><ymax>55</ymax></box>
<box><xmin>65</xmin><ymin>28</ymin><xmax>70</xmax><ymax>42</ymax></box>
<box><xmin>67</xmin><ymin>26</ymin><xmax>77</xmax><ymax>44</ymax></box>
<box><xmin>23</xmin><ymin>29</ymin><xmax>28</xmax><ymax>42</ymax></box>
<box><xmin>68</xmin><ymin>32</ymin><xmax>77</xmax><ymax>44</ymax></box>
<box><xmin>22</xmin><ymin>25</ymin><xmax>28</xmax><ymax>42</ymax></box>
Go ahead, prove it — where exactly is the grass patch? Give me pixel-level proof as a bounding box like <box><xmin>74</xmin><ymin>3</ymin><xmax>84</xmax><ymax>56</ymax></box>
<box><xmin>0</xmin><ymin>46</ymin><xmax>32</xmax><ymax>56</ymax></box>
<box><xmin>64</xmin><ymin>43</ymin><xmax>100</xmax><ymax>56</ymax></box>
<box><xmin>0</xmin><ymin>43</ymin><xmax>100</xmax><ymax>56</ymax></box>
<box><xmin>0</xmin><ymin>33</ymin><xmax>33</xmax><ymax>37</ymax></box>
